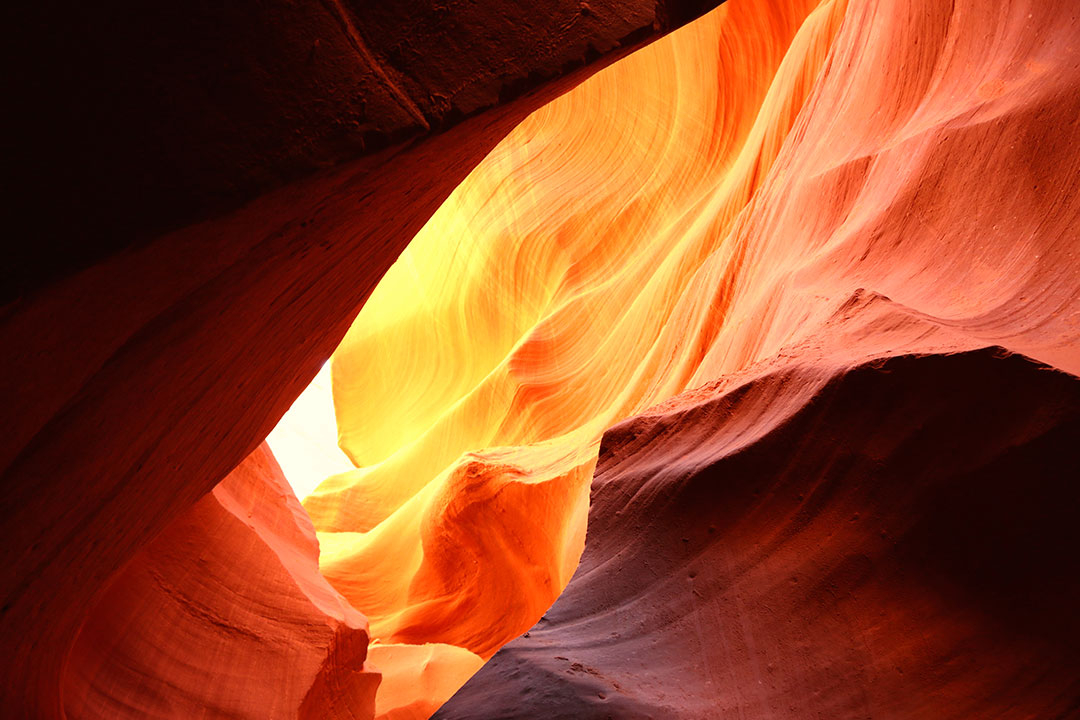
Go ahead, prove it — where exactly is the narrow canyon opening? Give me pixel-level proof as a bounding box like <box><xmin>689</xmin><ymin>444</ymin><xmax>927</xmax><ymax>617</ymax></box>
<box><xmin>261</xmin><ymin>3</ymin><xmax>846</xmax><ymax>714</ymax></box>
<box><xmin>5</xmin><ymin>0</ymin><xmax>1080</xmax><ymax>718</ymax></box>
<box><xmin>261</xmin><ymin>0</ymin><xmax>1080</xmax><ymax>716</ymax></box>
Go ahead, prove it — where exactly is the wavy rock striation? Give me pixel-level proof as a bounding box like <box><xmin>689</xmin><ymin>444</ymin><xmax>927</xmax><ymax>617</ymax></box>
<box><xmin>304</xmin><ymin>0</ymin><xmax>1080</xmax><ymax>715</ymax></box>
<box><xmin>302</xmin><ymin>3</ymin><xmax>838</xmax><ymax>709</ymax></box>
<box><xmin>436</xmin><ymin>349</ymin><xmax>1080</xmax><ymax>718</ymax></box>
<box><xmin>0</xmin><ymin>2</ymin><xmax>722</xmax><ymax>718</ymax></box>
<box><xmin>3</xmin><ymin>0</ymin><xmax>1078</xmax><ymax>716</ymax></box>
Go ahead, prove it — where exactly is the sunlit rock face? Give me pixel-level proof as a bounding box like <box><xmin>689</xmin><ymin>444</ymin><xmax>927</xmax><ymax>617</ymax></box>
<box><xmin>0</xmin><ymin>1</ymin><xmax>723</xmax><ymax>718</ymax></box>
<box><xmin>63</xmin><ymin>445</ymin><xmax>380</xmax><ymax>720</ymax></box>
<box><xmin>4</xmin><ymin>0</ymin><xmax>1079</xmax><ymax>717</ymax></box>
<box><xmin>296</xmin><ymin>0</ymin><xmax>1080</xmax><ymax>716</ymax></box>
<box><xmin>302</xmin><ymin>1</ymin><xmax>835</xmax><ymax>704</ymax></box>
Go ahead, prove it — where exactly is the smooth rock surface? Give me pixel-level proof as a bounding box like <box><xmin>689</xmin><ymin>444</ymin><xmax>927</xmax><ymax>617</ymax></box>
<box><xmin>0</xmin><ymin>3</ymin><xmax>721</xmax><ymax>717</ymax></box>
<box><xmin>4</xmin><ymin>0</ymin><xmax>1079</xmax><ymax>716</ymax></box>
<box><xmin>64</xmin><ymin>444</ymin><xmax>380</xmax><ymax>720</ymax></box>
<box><xmin>436</xmin><ymin>349</ymin><xmax>1080</xmax><ymax>718</ymax></box>
<box><xmin>305</xmin><ymin>0</ymin><xmax>1080</xmax><ymax>715</ymax></box>
<box><xmin>303</xmin><ymin>5</ymin><xmax>835</xmax><ymax>706</ymax></box>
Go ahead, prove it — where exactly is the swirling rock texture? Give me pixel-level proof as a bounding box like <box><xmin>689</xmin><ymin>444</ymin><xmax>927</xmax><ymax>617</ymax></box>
<box><xmin>295</xmin><ymin>0</ymin><xmax>1079</xmax><ymax>717</ymax></box>
<box><xmin>2</xmin><ymin>0</ymin><xmax>1079</xmax><ymax>717</ymax></box>
<box><xmin>302</xmin><ymin>1</ymin><xmax>843</xmax><ymax>711</ymax></box>
<box><xmin>437</xmin><ymin>349</ymin><xmax>1080</xmax><ymax>718</ymax></box>
<box><xmin>0</xmin><ymin>1</ymin><xmax>721</xmax><ymax>718</ymax></box>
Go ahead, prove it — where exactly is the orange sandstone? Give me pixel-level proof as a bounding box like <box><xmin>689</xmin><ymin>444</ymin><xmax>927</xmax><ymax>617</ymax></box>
<box><xmin>293</xmin><ymin>0</ymin><xmax>1080</xmax><ymax>715</ymax></box>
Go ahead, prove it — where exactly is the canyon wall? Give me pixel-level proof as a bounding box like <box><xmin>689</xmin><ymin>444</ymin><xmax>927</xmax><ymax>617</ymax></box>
<box><xmin>305</xmin><ymin>0</ymin><xmax>1079</xmax><ymax>716</ymax></box>
<box><xmin>0</xmin><ymin>2</ymin><xmax>721</xmax><ymax>717</ymax></box>
<box><xmin>3</xmin><ymin>0</ymin><xmax>1078</xmax><ymax>716</ymax></box>
<box><xmin>304</xmin><ymin>1</ymin><xmax>839</xmax><ymax>710</ymax></box>
<box><xmin>5</xmin><ymin>0</ymin><xmax>720</xmax><ymax>302</ymax></box>
<box><xmin>437</xmin><ymin>349</ymin><xmax>1080</xmax><ymax>719</ymax></box>
<box><xmin>432</xmin><ymin>0</ymin><xmax>1080</xmax><ymax>715</ymax></box>
<box><xmin>64</xmin><ymin>444</ymin><xmax>381</xmax><ymax>720</ymax></box>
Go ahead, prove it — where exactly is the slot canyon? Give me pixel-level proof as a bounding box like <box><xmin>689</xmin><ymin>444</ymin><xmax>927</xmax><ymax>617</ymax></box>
<box><xmin>2</xmin><ymin>0</ymin><xmax>1079</xmax><ymax>718</ymax></box>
